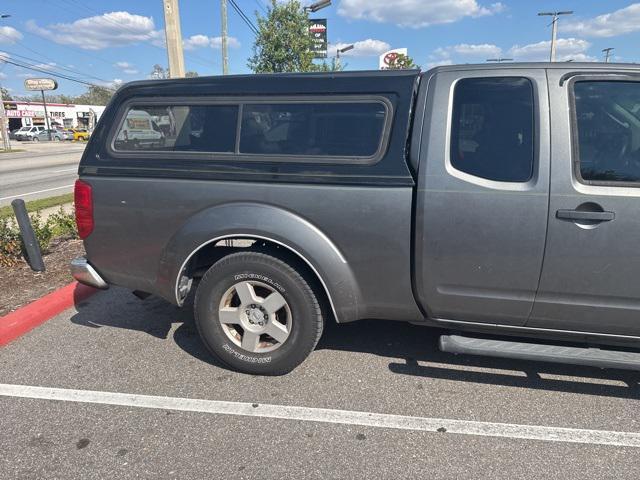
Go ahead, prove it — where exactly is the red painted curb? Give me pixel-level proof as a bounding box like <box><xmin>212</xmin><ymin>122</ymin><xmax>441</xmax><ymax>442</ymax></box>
<box><xmin>0</xmin><ymin>282</ymin><xmax>98</xmax><ymax>347</ymax></box>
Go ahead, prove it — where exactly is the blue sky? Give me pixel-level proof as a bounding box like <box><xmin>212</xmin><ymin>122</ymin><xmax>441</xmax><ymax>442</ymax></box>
<box><xmin>0</xmin><ymin>0</ymin><xmax>639</xmax><ymax>97</ymax></box>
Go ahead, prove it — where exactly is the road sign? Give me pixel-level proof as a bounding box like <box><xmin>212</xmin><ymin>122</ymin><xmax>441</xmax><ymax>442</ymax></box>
<box><xmin>309</xmin><ymin>19</ymin><xmax>327</xmax><ymax>59</ymax></box>
<box><xmin>24</xmin><ymin>78</ymin><xmax>58</xmax><ymax>91</ymax></box>
<box><xmin>379</xmin><ymin>48</ymin><xmax>408</xmax><ymax>69</ymax></box>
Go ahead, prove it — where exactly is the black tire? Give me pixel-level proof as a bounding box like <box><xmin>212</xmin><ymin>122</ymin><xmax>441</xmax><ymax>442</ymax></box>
<box><xmin>194</xmin><ymin>252</ymin><xmax>323</xmax><ymax>375</ymax></box>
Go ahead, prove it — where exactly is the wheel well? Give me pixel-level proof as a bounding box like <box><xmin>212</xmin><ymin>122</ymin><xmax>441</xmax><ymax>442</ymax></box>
<box><xmin>182</xmin><ymin>237</ymin><xmax>336</xmax><ymax>322</ymax></box>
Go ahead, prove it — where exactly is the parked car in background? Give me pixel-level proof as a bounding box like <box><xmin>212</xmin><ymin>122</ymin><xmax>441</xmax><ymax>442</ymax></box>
<box><xmin>72</xmin><ymin>128</ymin><xmax>90</xmax><ymax>141</ymax></box>
<box><xmin>14</xmin><ymin>125</ymin><xmax>45</xmax><ymax>141</ymax></box>
<box><xmin>9</xmin><ymin>128</ymin><xmax>21</xmax><ymax>140</ymax></box>
<box><xmin>61</xmin><ymin>129</ymin><xmax>75</xmax><ymax>141</ymax></box>
<box><xmin>31</xmin><ymin>129</ymin><xmax>63</xmax><ymax>142</ymax></box>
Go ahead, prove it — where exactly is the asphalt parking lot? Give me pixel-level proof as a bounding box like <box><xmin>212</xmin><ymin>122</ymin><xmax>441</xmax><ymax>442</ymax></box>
<box><xmin>1</xmin><ymin>287</ymin><xmax>639</xmax><ymax>479</ymax></box>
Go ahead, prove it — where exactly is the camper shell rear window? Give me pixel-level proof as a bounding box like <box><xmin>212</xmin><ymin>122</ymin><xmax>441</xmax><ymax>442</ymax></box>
<box><xmin>110</xmin><ymin>96</ymin><xmax>392</xmax><ymax>164</ymax></box>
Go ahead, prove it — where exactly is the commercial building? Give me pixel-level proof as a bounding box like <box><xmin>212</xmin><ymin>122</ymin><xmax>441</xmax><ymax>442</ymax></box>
<box><xmin>3</xmin><ymin>101</ymin><xmax>106</xmax><ymax>131</ymax></box>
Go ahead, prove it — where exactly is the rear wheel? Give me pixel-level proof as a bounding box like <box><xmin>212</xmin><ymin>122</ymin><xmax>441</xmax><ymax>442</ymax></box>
<box><xmin>32</xmin><ymin>136</ymin><xmax>39</xmax><ymax>142</ymax></box>
<box><xmin>194</xmin><ymin>252</ymin><xmax>323</xmax><ymax>375</ymax></box>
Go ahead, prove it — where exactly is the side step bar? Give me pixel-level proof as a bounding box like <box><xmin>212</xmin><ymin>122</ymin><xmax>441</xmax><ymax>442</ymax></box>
<box><xmin>439</xmin><ymin>335</ymin><xmax>640</xmax><ymax>371</ymax></box>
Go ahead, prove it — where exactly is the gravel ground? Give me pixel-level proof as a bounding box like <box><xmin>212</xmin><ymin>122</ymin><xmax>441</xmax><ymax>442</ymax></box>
<box><xmin>0</xmin><ymin>239</ymin><xmax>84</xmax><ymax>315</ymax></box>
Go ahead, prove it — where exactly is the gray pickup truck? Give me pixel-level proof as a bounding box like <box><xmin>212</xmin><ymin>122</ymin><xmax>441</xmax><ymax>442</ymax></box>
<box><xmin>72</xmin><ymin>63</ymin><xmax>640</xmax><ymax>375</ymax></box>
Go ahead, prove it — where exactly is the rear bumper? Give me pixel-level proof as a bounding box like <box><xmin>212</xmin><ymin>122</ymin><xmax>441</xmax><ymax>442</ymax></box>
<box><xmin>70</xmin><ymin>257</ymin><xmax>109</xmax><ymax>290</ymax></box>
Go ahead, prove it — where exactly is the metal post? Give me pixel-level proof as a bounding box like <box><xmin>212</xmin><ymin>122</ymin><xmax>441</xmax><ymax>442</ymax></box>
<box><xmin>549</xmin><ymin>14</ymin><xmax>558</xmax><ymax>62</ymax></box>
<box><xmin>162</xmin><ymin>0</ymin><xmax>186</xmax><ymax>78</ymax></box>
<box><xmin>41</xmin><ymin>89</ymin><xmax>52</xmax><ymax>141</ymax></box>
<box><xmin>221</xmin><ymin>0</ymin><xmax>229</xmax><ymax>75</ymax></box>
<box><xmin>11</xmin><ymin>199</ymin><xmax>45</xmax><ymax>272</ymax></box>
<box><xmin>336</xmin><ymin>49</ymin><xmax>340</xmax><ymax>70</ymax></box>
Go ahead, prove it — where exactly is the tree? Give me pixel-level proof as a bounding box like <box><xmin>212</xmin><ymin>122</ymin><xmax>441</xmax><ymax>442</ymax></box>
<box><xmin>150</xmin><ymin>64</ymin><xmax>169</xmax><ymax>79</ymax></box>
<box><xmin>383</xmin><ymin>53</ymin><xmax>419</xmax><ymax>70</ymax></box>
<box><xmin>150</xmin><ymin>65</ymin><xmax>199</xmax><ymax>79</ymax></box>
<box><xmin>248</xmin><ymin>0</ymin><xmax>316</xmax><ymax>73</ymax></box>
<box><xmin>1</xmin><ymin>87</ymin><xmax>13</xmax><ymax>101</ymax></box>
<box><xmin>73</xmin><ymin>85</ymin><xmax>115</xmax><ymax>106</ymax></box>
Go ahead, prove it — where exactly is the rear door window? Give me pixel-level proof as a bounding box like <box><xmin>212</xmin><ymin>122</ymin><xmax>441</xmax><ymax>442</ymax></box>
<box><xmin>113</xmin><ymin>104</ymin><xmax>239</xmax><ymax>153</ymax></box>
<box><xmin>239</xmin><ymin>102</ymin><xmax>387</xmax><ymax>158</ymax></box>
<box><xmin>573</xmin><ymin>81</ymin><xmax>640</xmax><ymax>184</ymax></box>
<box><xmin>450</xmin><ymin>77</ymin><xmax>535</xmax><ymax>182</ymax></box>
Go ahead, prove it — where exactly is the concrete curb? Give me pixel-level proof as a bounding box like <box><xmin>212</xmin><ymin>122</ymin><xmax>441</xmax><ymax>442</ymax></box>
<box><xmin>0</xmin><ymin>282</ymin><xmax>97</xmax><ymax>346</ymax></box>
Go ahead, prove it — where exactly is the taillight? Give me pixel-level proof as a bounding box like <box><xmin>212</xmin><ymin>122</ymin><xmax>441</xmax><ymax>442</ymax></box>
<box><xmin>74</xmin><ymin>179</ymin><xmax>94</xmax><ymax>239</ymax></box>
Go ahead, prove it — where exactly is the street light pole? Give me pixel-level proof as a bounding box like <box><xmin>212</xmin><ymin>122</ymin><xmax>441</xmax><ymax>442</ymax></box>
<box><xmin>303</xmin><ymin>0</ymin><xmax>331</xmax><ymax>13</ymax></box>
<box><xmin>602</xmin><ymin>47</ymin><xmax>614</xmax><ymax>63</ymax></box>
<box><xmin>538</xmin><ymin>11</ymin><xmax>573</xmax><ymax>62</ymax></box>
<box><xmin>336</xmin><ymin>44</ymin><xmax>354</xmax><ymax>70</ymax></box>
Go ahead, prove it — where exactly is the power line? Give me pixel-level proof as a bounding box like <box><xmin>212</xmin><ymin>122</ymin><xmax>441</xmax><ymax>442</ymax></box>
<box><xmin>0</xmin><ymin>43</ymin><xmax>113</xmax><ymax>85</ymax></box>
<box><xmin>2</xmin><ymin>57</ymin><xmax>114</xmax><ymax>90</ymax></box>
<box><xmin>229</xmin><ymin>0</ymin><xmax>259</xmax><ymax>36</ymax></box>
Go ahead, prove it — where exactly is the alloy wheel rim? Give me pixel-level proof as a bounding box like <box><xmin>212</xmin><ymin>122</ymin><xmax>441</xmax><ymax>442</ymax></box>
<box><xmin>218</xmin><ymin>280</ymin><xmax>292</xmax><ymax>354</ymax></box>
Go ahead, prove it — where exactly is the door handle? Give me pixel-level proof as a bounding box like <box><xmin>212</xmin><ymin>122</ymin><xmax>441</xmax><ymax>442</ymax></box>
<box><xmin>556</xmin><ymin>209</ymin><xmax>615</xmax><ymax>222</ymax></box>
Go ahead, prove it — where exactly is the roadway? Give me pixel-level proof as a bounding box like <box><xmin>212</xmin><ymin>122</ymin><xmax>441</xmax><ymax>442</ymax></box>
<box><xmin>0</xmin><ymin>142</ymin><xmax>85</xmax><ymax>207</ymax></box>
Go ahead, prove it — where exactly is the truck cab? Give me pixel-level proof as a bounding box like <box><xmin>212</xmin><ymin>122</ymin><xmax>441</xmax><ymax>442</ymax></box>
<box><xmin>72</xmin><ymin>64</ymin><xmax>640</xmax><ymax>374</ymax></box>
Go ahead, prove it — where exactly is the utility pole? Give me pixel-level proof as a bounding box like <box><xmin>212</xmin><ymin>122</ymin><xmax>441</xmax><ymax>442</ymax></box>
<box><xmin>162</xmin><ymin>0</ymin><xmax>185</xmax><ymax>78</ymax></box>
<box><xmin>221</xmin><ymin>0</ymin><xmax>229</xmax><ymax>75</ymax></box>
<box><xmin>0</xmin><ymin>13</ymin><xmax>11</xmax><ymax>151</ymax></box>
<box><xmin>602</xmin><ymin>47</ymin><xmax>614</xmax><ymax>63</ymax></box>
<box><xmin>0</xmin><ymin>88</ymin><xmax>10</xmax><ymax>151</ymax></box>
<box><xmin>538</xmin><ymin>11</ymin><xmax>573</xmax><ymax>62</ymax></box>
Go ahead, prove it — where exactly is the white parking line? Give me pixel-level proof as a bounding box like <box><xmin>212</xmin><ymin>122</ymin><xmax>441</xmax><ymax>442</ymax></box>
<box><xmin>1</xmin><ymin>383</ymin><xmax>639</xmax><ymax>448</ymax></box>
<box><xmin>0</xmin><ymin>184</ymin><xmax>74</xmax><ymax>202</ymax></box>
<box><xmin>52</xmin><ymin>168</ymin><xmax>78</xmax><ymax>173</ymax></box>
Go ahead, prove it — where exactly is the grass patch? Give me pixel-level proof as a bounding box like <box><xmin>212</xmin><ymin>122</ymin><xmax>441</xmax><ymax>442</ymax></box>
<box><xmin>0</xmin><ymin>149</ymin><xmax>25</xmax><ymax>154</ymax></box>
<box><xmin>0</xmin><ymin>193</ymin><xmax>74</xmax><ymax>219</ymax></box>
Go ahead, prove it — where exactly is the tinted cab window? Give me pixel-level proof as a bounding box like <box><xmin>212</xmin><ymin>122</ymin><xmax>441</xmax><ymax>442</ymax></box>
<box><xmin>574</xmin><ymin>81</ymin><xmax>640</xmax><ymax>184</ymax></box>
<box><xmin>450</xmin><ymin>77</ymin><xmax>534</xmax><ymax>182</ymax></box>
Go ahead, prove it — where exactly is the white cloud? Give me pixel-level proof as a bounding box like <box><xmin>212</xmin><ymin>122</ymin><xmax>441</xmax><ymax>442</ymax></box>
<box><xmin>33</xmin><ymin>62</ymin><xmax>56</xmax><ymax>70</ymax></box>
<box><xmin>99</xmin><ymin>78</ymin><xmax>124</xmax><ymax>89</ymax></box>
<box><xmin>114</xmin><ymin>61</ymin><xmax>133</xmax><ymax>69</ymax></box>
<box><xmin>329</xmin><ymin>39</ymin><xmax>391</xmax><ymax>57</ymax></box>
<box><xmin>426</xmin><ymin>59</ymin><xmax>454</xmax><ymax>69</ymax></box>
<box><xmin>0</xmin><ymin>26</ymin><xmax>23</xmax><ymax>44</ymax></box>
<box><xmin>26</xmin><ymin>12</ymin><xmax>163</xmax><ymax>50</ymax></box>
<box><xmin>434</xmin><ymin>43</ymin><xmax>502</xmax><ymax>58</ymax></box>
<box><xmin>563</xmin><ymin>4</ymin><xmax>640</xmax><ymax>38</ymax></box>
<box><xmin>338</xmin><ymin>0</ymin><xmax>504</xmax><ymax>28</ymax></box>
<box><xmin>114</xmin><ymin>61</ymin><xmax>139</xmax><ymax>74</ymax></box>
<box><xmin>0</xmin><ymin>72</ymin><xmax>6</xmax><ymax>79</ymax></box>
<box><xmin>17</xmin><ymin>73</ymin><xmax>37</xmax><ymax>78</ymax></box>
<box><xmin>183</xmin><ymin>34</ymin><xmax>240</xmax><ymax>50</ymax></box>
<box><xmin>508</xmin><ymin>38</ymin><xmax>594</xmax><ymax>62</ymax></box>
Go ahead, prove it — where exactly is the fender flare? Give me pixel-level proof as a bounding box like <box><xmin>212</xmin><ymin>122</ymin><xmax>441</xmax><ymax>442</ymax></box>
<box><xmin>154</xmin><ymin>202</ymin><xmax>361</xmax><ymax>323</ymax></box>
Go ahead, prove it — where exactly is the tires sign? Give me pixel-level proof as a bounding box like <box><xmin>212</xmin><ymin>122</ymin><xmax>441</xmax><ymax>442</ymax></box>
<box><xmin>308</xmin><ymin>19</ymin><xmax>327</xmax><ymax>59</ymax></box>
